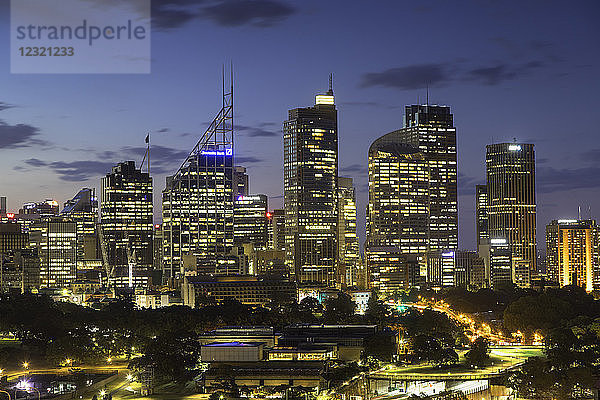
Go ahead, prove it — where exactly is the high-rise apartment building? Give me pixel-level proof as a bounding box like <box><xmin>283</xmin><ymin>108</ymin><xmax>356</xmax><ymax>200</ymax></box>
<box><xmin>101</xmin><ymin>161</ymin><xmax>153</xmax><ymax>288</ymax></box>
<box><xmin>283</xmin><ymin>83</ymin><xmax>338</xmax><ymax>286</ymax></box>
<box><xmin>29</xmin><ymin>218</ymin><xmax>77</xmax><ymax>288</ymax></box>
<box><xmin>486</xmin><ymin>142</ymin><xmax>537</xmax><ymax>278</ymax></box>
<box><xmin>234</xmin><ymin>195</ymin><xmax>269</xmax><ymax>250</ymax></box>
<box><xmin>397</xmin><ymin>105</ymin><xmax>458</xmax><ymax>251</ymax></box>
<box><xmin>337</xmin><ymin>177</ymin><xmax>360</xmax><ymax>287</ymax></box>
<box><xmin>546</xmin><ymin>219</ymin><xmax>598</xmax><ymax>292</ymax></box>
<box><xmin>162</xmin><ymin>85</ymin><xmax>234</xmax><ymax>283</ymax></box>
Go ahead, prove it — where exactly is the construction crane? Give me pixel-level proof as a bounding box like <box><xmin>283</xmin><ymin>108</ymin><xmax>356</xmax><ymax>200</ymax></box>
<box><xmin>97</xmin><ymin>227</ymin><xmax>114</xmax><ymax>286</ymax></box>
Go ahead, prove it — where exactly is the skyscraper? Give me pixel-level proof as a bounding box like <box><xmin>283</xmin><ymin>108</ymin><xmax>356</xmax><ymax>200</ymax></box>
<box><xmin>29</xmin><ymin>218</ymin><xmax>77</xmax><ymax>288</ymax></box>
<box><xmin>162</xmin><ymin>84</ymin><xmax>234</xmax><ymax>283</ymax></box>
<box><xmin>234</xmin><ymin>195</ymin><xmax>269</xmax><ymax>250</ymax></box>
<box><xmin>101</xmin><ymin>161</ymin><xmax>153</xmax><ymax>288</ymax></box>
<box><xmin>337</xmin><ymin>177</ymin><xmax>360</xmax><ymax>287</ymax></box>
<box><xmin>366</xmin><ymin>136</ymin><xmax>429</xmax><ymax>253</ymax></box>
<box><xmin>486</xmin><ymin>142</ymin><xmax>537</xmax><ymax>278</ymax></box>
<box><xmin>283</xmin><ymin>81</ymin><xmax>338</xmax><ymax>287</ymax></box>
<box><xmin>546</xmin><ymin>219</ymin><xmax>598</xmax><ymax>292</ymax></box>
<box><xmin>60</xmin><ymin>188</ymin><xmax>99</xmax><ymax>270</ymax></box>
<box><xmin>366</xmin><ymin>132</ymin><xmax>429</xmax><ymax>291</ymax></box>
<box><xmin>397</xmin><ymin>105</ymin><xmax>458</xmax><ymax>251</ymax></box>
<box><xmin>270</xmin><ymin>209</ymin><xmax>285</xmax><ymax>251</ymax></box>
<box><xmin>478</xmin><ymin>238</ymin><xmax>513</xmax><ymax>290</ymax></box>
<box><xmin>475</xmin><ymin>185</ymin><xmax>488</xmax><ymax>251</ymax></box>
<box><xmin>233</xmin><ymin>166</ymin><xmax>249</xmax><ymax>197</ymax></box>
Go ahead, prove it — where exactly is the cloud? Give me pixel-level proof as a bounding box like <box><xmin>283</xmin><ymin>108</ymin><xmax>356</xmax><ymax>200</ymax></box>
<box><xmin>580</xmin><ymin>148</ymin><xmax>600</xmax><ymax>163</ymax></box>
<box><xmin>537</xmin><ymin>166</ymin><xmax>600</xmax><ymax>193</ymax></box>
<box><xmin>236</xmin><ymin>122</ymin><xmax>279</xmax><ymax>137</ymax></box>
<box><xmin>0</xmin><ymin>121</ymin><xmax>46</xmax><ymax>149</ymax></box>
<box><xmin>235</xmin><ymin>155</ymin><xmax>264</xmax><ymax>164</ymax></box>
<box><xmin>342</xmin><ymin>101</ymin><xmax>400</xmax><ymax>110</ymax></box>
<box><xmin>466</xmin><ymin>61</ymin><xmax>543</xmax><ymax>85</ymax></box>
<box><xmin>152</xmin><ymin>0</ymin><xmax>295</xmax><ymax>30</ymax></box>
<box><xmin>202</xmin><ymin>0</ymin><xmax>295</xmax><ymax>27</ymax></box>
<box><xmin>341</xmin><ymin>164</ymin><xmax>367</xmax><ymax>176</ymax></box>
<box><xmin>361</xmin><ymin>59</ymin><xmax>546</xmax><ymax>91</ymax></box>
<box><xmin>25</xmin><ymin>159</ymin><xmax>115</xmax><ymax>182</ymax></box>
<box><xmin>0</xmin><ymin>102</ymin><xmax>15</xmax><ymax>112</ymax></box>
<box><xmin>458</xmin><ymin>172</ymin><xmax>484</xmax><ymax>195</ymax></box>
<box><xmin>151</xmin><ymin>1</ymin><xmax>199</xmax><ymax>30</ymax></box>
<box><xmin>360</xmin><ymin>64</ymin><xmax>451</xmax><ymax>90</ymax></box>
<box><xmin>157</xmin><ymin>128</ymin><xmax>170</xmax><ymax>133</ymax></box>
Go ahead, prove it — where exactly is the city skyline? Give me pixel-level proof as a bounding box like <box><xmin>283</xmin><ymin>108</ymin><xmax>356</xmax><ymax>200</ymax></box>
<box><xmin>0</xmin><ymin>1</ymin><xmax>599</xmax><ymax>251</ymax></box>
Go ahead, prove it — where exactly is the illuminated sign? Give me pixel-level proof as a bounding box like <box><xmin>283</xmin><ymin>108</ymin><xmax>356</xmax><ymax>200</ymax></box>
<box><xmin>557</xmin><ymin>219</ymin><xmax>578</xmax><ymax>224</ymax></box>
<box><xmin>508</xmin><ymin>144</ymin><xmax>521</xmax><ymax>151</ymax></box>
<box><xmin>6</xmin><ymin>213</ymin><xmax>15</xmax><ymax>219</ymax></box>
<box><xmin>237</xmin><ymin>195</ymin><xmax>262</xmax><ymax>201</ymax></box>
<box><xmin>315</xmin><ymin>95</ymin><xmax>334</xmax><ymax>105</ymax></box>
<box><xmin>442</xmin><ymin>251</ymin><xmax>455</xmax><ymax>257</ymax></box>
<box><xmin>490</xmin><ymin>238</ymin><xmax>507</xmax><ymax>244</ymax></box>
<box><xmin>200</xmin><ymin>148</ymin><xmax>232</xmax><ymax>156</ymax></box>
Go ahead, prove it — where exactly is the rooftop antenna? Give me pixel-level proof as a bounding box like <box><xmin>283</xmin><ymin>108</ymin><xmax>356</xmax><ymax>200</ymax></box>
<box><xmin>327</xmin><ymin>73</ymin><xmax>333</xmax><ymax>95</ymax></box>
<box><xmin>426</xmin><ymin>83</ymin><xmax>429</xmax><ymax>105</ymax></box>
<box><xmin>578</xmin><ymin>205</ymin><xmax>581</xmax><ymax>220</ymax></box>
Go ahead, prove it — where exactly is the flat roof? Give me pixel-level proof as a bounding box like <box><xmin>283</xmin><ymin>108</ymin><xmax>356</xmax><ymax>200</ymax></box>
<box><xmin>204</xmin><ymin>341</ymin><xmax>263</xmax><ymax>347</ymax></box>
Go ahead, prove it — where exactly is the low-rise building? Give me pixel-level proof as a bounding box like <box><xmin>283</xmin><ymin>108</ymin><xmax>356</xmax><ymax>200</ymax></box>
<box><xmin>182</xmin><ymin>275</ymin><xmax>296</xmax><ymax>307</ymax></box>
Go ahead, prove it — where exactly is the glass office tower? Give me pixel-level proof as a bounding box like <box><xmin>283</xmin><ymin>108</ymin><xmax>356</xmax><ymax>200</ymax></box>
<box><xmin>283</xmin><ymin>84</ymin><xmax>338</xmax><ymax>286</ymax></box>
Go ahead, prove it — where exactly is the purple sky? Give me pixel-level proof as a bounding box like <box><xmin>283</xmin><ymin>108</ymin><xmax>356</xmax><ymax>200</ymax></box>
<box><xmin>0</xmin><ymin>0</ymin><xmax>599</xmax><ymax>251</ymax></box>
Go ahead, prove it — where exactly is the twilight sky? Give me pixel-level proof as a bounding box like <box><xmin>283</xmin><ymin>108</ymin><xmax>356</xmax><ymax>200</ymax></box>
<box><xmin>0</xmin><ymin>0</ymin><xmax>598</xmax><ymax>251</ymax></box>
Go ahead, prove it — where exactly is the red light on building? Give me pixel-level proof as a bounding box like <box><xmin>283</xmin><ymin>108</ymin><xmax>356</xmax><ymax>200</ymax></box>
<box><xmin>6</xmin><ymin>213</ymin><xmax>14</xmax><ymax>219</ymax></box>
<box><xmin>266</xmin><ymin>212</ymin><xmax>272</xmax><ymax>218</ymax></box>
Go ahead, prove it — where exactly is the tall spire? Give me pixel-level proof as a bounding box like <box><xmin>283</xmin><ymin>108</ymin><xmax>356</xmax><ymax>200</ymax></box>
<box><xmin>327</xmin><ymin>73</ymin><xmax>333</xmax><ymax>95</ymax></box>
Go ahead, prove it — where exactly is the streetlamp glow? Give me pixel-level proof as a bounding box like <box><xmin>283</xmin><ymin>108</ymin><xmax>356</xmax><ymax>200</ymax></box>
<box><xmin>22</xmin><ymin>361</ymin><xmax>29</xmax><ymax>369</ymax></box>
<box><xmin>126</xmin><ymin>374</ymin><xmax>133</xmax><ymax>381</ymax></box>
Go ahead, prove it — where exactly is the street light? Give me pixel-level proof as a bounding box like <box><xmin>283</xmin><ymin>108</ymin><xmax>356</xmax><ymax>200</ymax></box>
<box><xmin>126</xmin><ymin>374</ymin><xmax>133</xmax><ymax>381</ymax></box>
<box><xmin>22</xmin><ymin>362</ymin><xmax>29</xmax><ymax>369</ymax></box>
<box><xmin>99</xmin><ymin>389</ymin><xmax>106</xmax><ymax>399</ymax></box>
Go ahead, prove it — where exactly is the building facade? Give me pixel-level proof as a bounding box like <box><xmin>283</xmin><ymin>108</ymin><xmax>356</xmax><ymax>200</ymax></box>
<box><xmin>475</xmin><ymin>185</ymin><xmax>488</xmax><ymax>252</ymax></box>
<box><xmin>283</xmin><ymin>85</ymin><xmax>338</xmax><ymax>286</ymax></box>
<box><xmin>101</xmin><ymin>161</ymin><xmax>153</xmax><ymax>288</ymax></box>
<box><xmin>60</xmin><ymin>188</ymin><xmax>99</xmax><ymax>271</ymax></box>
<box><xmin>396</xmin><ymin>105</ymin><xmax>458</xmax><ymax>252</ymax></box>
<box><xmin>486</xmin><ymin>143</ymin><xmax>537</xmax><ymax>279</ymax></box>
<box><xmin>546</xmin><ymin>219</ymin><xmax>598</xmax><ymax>292</ymax></box>
<box><xmin>234</xmin><ymin>195</ymin><xmax>269</xmax><ymax>250</ymax></box>
<box><xmin>337</xmin><ymin>177</ymin><xmax>360</xmax><ymax>287</ymax></box>
<box><xmin>29</xmin><ymin>218</ymin><xmax>77</xmax><ymax>288</ymax></box>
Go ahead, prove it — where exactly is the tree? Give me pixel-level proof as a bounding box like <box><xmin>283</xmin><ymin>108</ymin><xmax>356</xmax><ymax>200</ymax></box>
<box><xmin>365</xmin><ymin>290</ymin><xmax>388</xmax><ymax>326</ymax></box>
<box><xmin>129</xmin><ymin>330</ymin><xmax>201</xmax><ymax>381</ymax></box>
<box><xmin>298</xmin><ymin>296</ymin><xmax>323</xmax><ymax>317</ymax></box>
<box><xmin>363</xmin><ymin>331</ymin><xmax>396</xmax><ymax>361</ymax></box>
<box><xmin>323</xmin><ymin>292</ymin><xmax>356</xmax><ymax>323</ymax></box>
<box><xmin>464</xmin><ymin>337</ymin><xmax>490</xmax><ymax>368</ymax></box>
